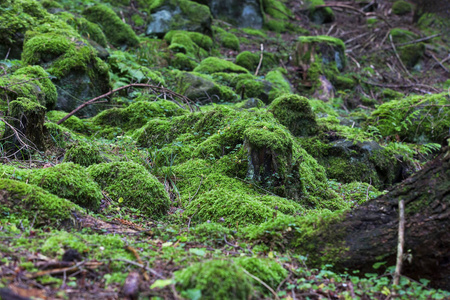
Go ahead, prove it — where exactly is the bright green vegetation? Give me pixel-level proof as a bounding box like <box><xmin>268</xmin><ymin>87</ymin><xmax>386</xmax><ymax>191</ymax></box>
<box><xmin>366</xmin><ymin>92</ymin><xmax>450</xmax><ymax>144</ymax></box>
<box><xmin>213</xmin><ymin>26</ymin><xmax>240</xmax><ymax>51</ymax></box>
<box><xmin>87</xmin><ymin>161</ymin><xmax>170</xmax><ymax>217</ymax></box>
<box><xmin>27</xmin><ymin>163</ymin><xmax>103</xmax><ymax>210</ymax></box>
<box><xmin>82</xmin><ymin>4</ymin><xmax>139</xmax><ymax>47</ymax></box>
<box><xmin>0</xmin><ymin>0</ymin><xmax>449</xmax><ymax>298</ymax></box>
<box><xmin>174</xmin><ymin>259</ymin><xmax>253</xmax><ymax>300</ymax></box>
<box><xmin>0</xmin><ymin>66</ymin><xmax>56</xmax><ymax>110</ymax></box>
<box><xmin>0</xmin><ymin>178</ymin><xmax>84</xmax><ymax>226</ymax></box>
<box><xmin>63</xmin><ymin>140</ymin><xmax>104</xmax><ymax>166</ymax></box>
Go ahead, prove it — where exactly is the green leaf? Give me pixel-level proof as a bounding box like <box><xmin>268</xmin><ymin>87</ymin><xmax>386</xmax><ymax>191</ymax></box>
<box><xmin>150</xmin><ymin>279</ymin><xmax>174</xmax><ymax>289</ymax></box>
<box><xmin>189</xmin><ymin>248</ymin><xmax>206</xmax><ymax>257</ymax></box>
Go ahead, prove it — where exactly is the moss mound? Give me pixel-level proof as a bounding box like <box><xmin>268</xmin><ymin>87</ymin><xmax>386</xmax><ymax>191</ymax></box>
<box><xmin>235</xmin><ymin>257</ymin><xmax>287</xmax><ymax>291</ymax></box>
<box><xmin>235</xmin><ymin>51</ymin><xmax>260</xmax><ymax>72</ymax></box>
<box><xmin>27</xmin><ymin>163</ymin><xmax>103</xmax><ymax>210</ymax></box>
<box><xmin>82</xmin><ymin>4</ymin><xmax>139</xmax><ymax>47</ymax></box>
<box><xmin>63</xmin><ymin>141</ymin><xmax>103</xmax><ymax>167</ymax></box>
<box><xmin>0</xmin><ymin>66</ymin><xmax>57</xmax><ymax>110</ymax></box>
<box><xmin>87</xmin><ymin>161</ymin><xmax>170</xmax><ymax>217</ymax></box>
<box><xmin>174</xmin><ymin>259</ymin><xmax>253</xmax><ymax>300</ymax></box>
<box><xmin>0</xmin><ymin>178</ymin><xmax>84</xmax><ymax>227</ymax></box>
<box><xmin>392</xmin><ymin>0</ymin><xmax>413</xmax><ymax>15</ymax></box>
<box><xmin>194</xmin><ymin>57</ymin><xmax>249</xmax><ymax>74</ymax></box>
<box><xmin>47</xmin><ymin>111</ymin><xmax>87</xmax><ymax>133</ymax></box>
<box><xmin>268</xmin><ymin>94</ymin><xmax>318</xmax><ymax>137</ymax></box>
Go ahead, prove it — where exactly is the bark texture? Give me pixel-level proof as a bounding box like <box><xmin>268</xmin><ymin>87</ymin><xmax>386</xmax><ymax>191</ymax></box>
<box><xmin>333</xmin><ymin>146</ymin><xmax>450</xmax><ymax>289</ymax></box>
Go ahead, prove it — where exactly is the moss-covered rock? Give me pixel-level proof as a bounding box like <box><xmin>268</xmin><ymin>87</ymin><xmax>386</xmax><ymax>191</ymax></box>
<box><xmin>87</xmin><ymin>161</ymin><xmax>170</xmax><ymax>217</ymax></box>
<box><xmin>306</xmin><ymin>0</ymin><xmax>335</xmax><ymax>24</ymax></box>
<box><xmin>146</xmin><ymin>0</ymin><xmax>212</xmax><ymax>37</ymax></box>
<box><xmin>3</xmin><ymin>97</ymin><xmax>46</xmax><ymax>157</ymax></box>
<box><xmin>389</xmin><ymin>28</ymin><xmax>425</xmax><ymax>68</ymax></box>
<box><xmin>213</xmin><ymin>26</ymin><xmax>240</xmax><ymax>51</ymax></box>
<box><xmin>27</xmin><ymin>162</ymin><xmax>103</xmax><ymax>210</ymax></box>
<box><xmin>234</xmin><ymin>74</ymin><xmax>273</xmax><ymax>104</ymax></box>
<box><xmin>207</xmin><ymin>0</ymin><xmax>263</xmax><ymax>28</ymax></box>
<box><xmin>82</xmin><ymin>4</ymin><xmax>139</xmax><ymax>48</ymax></box>
<box><xmin>93</xmin><ymin>98</ymin><xmax>186</xmax><ymax>131</ymax></box>
<box><xmin>58</xmin><ymin>12</ymin><xmax>108</xmax><ymax>48</ymax></box>
<box><xmin>171</xmin><ymin>53</ymin><xmax>198</xmax><ymax>70</ymax></box>
<box><xmin>0</xmin><ymin>178</ymin><xmax>85</xmax><ymax>227</ymax></box>
<box><xmin>194</xmin><ymin>57</ymin><xmax>249</xmax><ymax>74</ymax></box>
<box><xmin>235</xmin><ymin>51</ymin><xmax>260</xmax><ymax>72</ymax></box>
<box><xmin>46</xmin><ymin>111</ymin><xmax>87</xmax><ymax>133</ymax></box>
<box><xmin>21</xmin><ymin>31</ymin><xmax>110</xmax><ymax>116</ymax></box>
<box><xmin>295</xmin><ymin>35</ymin><xmax>346</xmax><ymax>72</ymax></box>
<box><xmin>0</xmin><ymin>0</ymin><xmax>49</xmax><ymax>59</ymax></box>
<box><xmin>262</xmin><ymin>0</ymin><xmax>293</xmax><ymax>20</ymax></box>
<box><xmin>63</xmin><ymin>141</ymin><xmax>104</xmax><ymax>167</ymax></box>
<box><xmin>268</xmin><ymin>94</ymin><xmax>318</xmax><ymax>137</ymax></box>
<box><xmin>0</xmin><ymin>66</ymin><xmax>57</xmax><ymax>110</ymax></box>
<box><xmin>177</xmin><ymin>72</ymin><xmax>238</xmax><ymax>103</ymax></box>
<box><xmin>174</xmin><ymin>259</ymin><xmax>253</xmax><ymax>300</ymax></box>
<box><xmin>392</xmin><ymin>0</ymin><xmax>413</xmax><ymax>15</ymax></box>
<box><xmin>265</xmin><ymin>69</ymin><xmax>292</xmax><ymax>100</ymax></box>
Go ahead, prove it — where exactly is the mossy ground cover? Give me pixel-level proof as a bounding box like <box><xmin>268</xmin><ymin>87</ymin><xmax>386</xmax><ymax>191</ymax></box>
<box><xmin>0</xmin><ymin>0</ymin><xmax>449</xmax><ymax>298</ymax></box>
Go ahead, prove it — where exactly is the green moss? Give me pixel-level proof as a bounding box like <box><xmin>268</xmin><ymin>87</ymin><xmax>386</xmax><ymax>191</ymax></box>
<box><xmin>58</xmin><ymin>12</ymin><xmax>108</xmax><ymax>48</ymax></box>
<box><xmin>213</xmin><ymin>26</ymin><xmax>240</xmax><ymax>51</ymax></box>
<box><xmin>171</xmin><ymin>53</ymin><xmax>198</xmax><ymax>71</ymax></box>
<box><xmin>234</xmin><ymin>74</ymin><xmax>272</xmax><ymax>103</ymax></box>
<box><xmin>366</xmin><ymin>92</ymin><xmax>450</xmax><ymax>143</ymax></box>
<box><xmin>63</xmin><ymin>141</ymin><xmax>103</xmax><ymax>167</ymax></box>
<box><xmin>0</xmin><ymin>66</ymin><xmax>56</xmax><ymax>110</ymax></box>
<box><xmin>241</xmin><ymin>28</ymin><xmax>268</xmax><ymax>38</ymax></box>
<box><xmin>268</xmin><ymin>94</ymin><xmax>318</xmax><ymax>137</ymax></box>
<box><xmin>307</xmin><ymin>0</ymin><xmax>335</xmax><ymax>24</ymax></box>
<box><xmin>265</xmin><ymin>69</ymin><xmax>292</xmax><ymax>100</ymax></box>
<box><xmin>389</xmin><ymin>28</ymin><xmax>417</xmax><ymax>43</ymax></box>
<box><xmin>82</xmin><ymin>4</ymin><xmax>139</xmax><ymax>47</ymax></box>
<box><xmin>174</xmin><ymin>259</ymin><xmax>253</xmax><ymax>300</ymax></box>
<box><xmin>235</xmin><ymin>257</ymin><xmax>287</xmax><ymax>290</ymax></box>
<box><xmin>194</xmin><ymin>57</ymin><xmax>249</xmax><ymax>74</ymax></box>
<box><xmin>262</xmin><ymin>0</ymin><xmax>293</xmax><ymax>20</ymax></box>
<box><xmin>27</xmin><ymin>163</ymin><xmax>102</xmax><ymax>210</ymax></box>
<box><xmin>46</xmin><ymin>111</ymin><xmax>87</xmax><ymax>133</ymax></box>
<box><xmin>87</xmin><ymin>161</ymin><xmax>170</xmax><ymax>217</ymax></box>
<box><xmin>0</xmin><ymin>178</ymin><xmax>84</xmax><ymax>226</ymax></box>
<box><xmin>93</xmin><ymin>99</ymin><xmax>186</xmax><ymax>132</ymax></box>
<box><xmin>296</xmin><ymin>36</ymin><xmax>346</xmax><ymax>72</ymax></box>
<box><xmin>264</xmin><ymin>19</ymin><xmax>286</xmax><ymax>33</ymax></box>
<box><xmin>22</xmin><ymin>32</ymin><xmax>109</xmax><ymax>82</ymax></box>
<box><xmin>235</xmin><ymin>51</ymin><xmax>260</xmax><ymax>72</ymax></box>
<box><xmin>392</xmin><ymin>0</ymin><xmax>413</xmax><ymax>15</ymax></box>
<box><xmin>165</xmin><ymin>30</ymin><xmax>212</xmax><ymax>52</ymax></box>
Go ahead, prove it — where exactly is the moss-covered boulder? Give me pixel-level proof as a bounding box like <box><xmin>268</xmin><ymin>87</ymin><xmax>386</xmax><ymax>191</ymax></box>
<box><xmin>63</xmin><ymin>141</ymin><xmax>104</xmax><ymax>167</ymax></box>
<box><xmin>93</xmin><ymin>98</ymin><xmax>187</xmax><ymax>131</ymax></box>
<box><xmin>389</xmin><ymin>28</ymin><xmax>425</xmax><ymax>68</ymax></box>
<box><xmin>0</xmin><ymin>0</ymin><xmax>49</xmax><ymax>59</ymax></box>
<box><xmin>177</xmin><ymin>72</ymin><xmax>238</xmax><ymax>103</ymax></box>
<box><xmin>194</xmin><ymin>57</ymin><xmax>249</xmax><ymax>74</ymax></box>
<box><xmin>146</xmin><ymin>0</ymin><xmax>212</xmax><ymax>37</ymax></box>
<box><xmin>46</xmin><ymin>111</ymin><xmax>87</xmax><ymax>133</ymax></box>
<box><xmin>87</xmin><ymin>161</ymin><xmax>170</xmax><ymax>218</ymax></box>
<box><xmin>392</xmin><ymin>0</ymin><xmax>413</xmax><ymax>15</ymax></box>
<box><xmin>2</xmin><ymin>97</ymin><xmax>46</xmax><ymax>158</ymax></box>
<box><xmin>27</xmin><ymin>163</ymin><xmax>103</xmax><ymax>210</ymax></box>
<box><xmin>300</xmin><ymin>138</ymin><xmax>403</xmax><ymax>189</ymax></box>
<box><xmin>22</xmin><ymin>31</ymin><xmax>110</xmax><ymax>116</ymax></box>
<box><xmin>0</xmin><ymin>178</ymin><xmax>85</xmax><ymax>227</ymax></box>
<box><xmin>174</xmin><ymin>259</ymin><xmax>253</xmax><ymax>300</ymax></box>
<box><xmin>82</xmin><ymin>4</ymin><xmax>139</xmax><ymax>48</ymax></box>
<box><xmin>268</xmin><ymin>94</ymin><xmax>318</xmax><ymax>137</ymax></box>
<box><xmin>0</xmin><ymin>65</ymin><xmax>57</xmax><ymax>110</ymax></box>
<box><xmin>171</xmin><ymin>53</ymin><xmax>198</xmax><ymax>70</ymax></box>
<box><xmin>305</xmin><ymin>0</ymin><xmax>335</xmax><ymax>24</ymax></box>
<box><xmin>164</xmin><ymin>30</ymin><xmax>210</xmax><ymax>59</ymax></box>
<box><xmin>207</xmin><ymin>0</ymin><xmax>263</xmax><ymax>28</ymax></box>
<box><xmin>213</xmin><ymin>26</ymin><xmax>240</xmax><ymax>51</ymax></box>
<box><xmin>235</xmin><ymin>51</ymin><xmax>260</xmax><ymax>72</ymax></box>
<box><xmin>295</xmin><ymin>35</ymin><xmax>346</xmax><ymax>72</ymax></box>
<box><xmin>262</xmin><ymin>0</ymin><xmax>293</xmax><ymax>20</ymax></box>
<box><xmin>233</xmin><ymin>74</ymin><xmax>273</xmax><ymax>104</ymax></box>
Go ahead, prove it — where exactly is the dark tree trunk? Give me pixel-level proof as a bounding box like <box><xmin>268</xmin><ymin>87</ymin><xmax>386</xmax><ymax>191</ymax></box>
<box><xmin>331</xmin><ymin>146</ymin><xmax>450</xmax><ymax>289</ymax></box>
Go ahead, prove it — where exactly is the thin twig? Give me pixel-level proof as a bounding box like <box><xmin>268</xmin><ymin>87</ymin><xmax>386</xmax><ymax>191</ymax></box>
<box><xmin>57</xmin><ymin>83</ymin><xmax>197</xmax><ymax>125</ymax></box>
<box><xmin>241</xmin><ymin>268</ymin><xmax>280</xmax><ymax>300</ymax></box>
<box><xmin>389</xmin><ymin>34</ymin><xmax>412</xmax><ymax>78</ymax></box>
<box><xmin>393</xmin><ymin>199</ymin><xmax>405</xmax><ymax>286</ymax></box>
<box><xmin>254</xmin><ymin>44</ymin><xmax>264</xmax><ymax>76</ymax></box>
<box><xmin>428</xmin><ymin>52</ymin><xmax>449</xmax><ymax>73</ymax></box>
<box><xmin>113</xmin><ymin>258</ymin><xmax>164</xmax><ymax>279</ymax></box>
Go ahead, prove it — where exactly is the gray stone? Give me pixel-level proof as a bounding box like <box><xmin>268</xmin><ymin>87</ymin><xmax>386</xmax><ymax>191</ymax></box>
<box><xmin>208</xmin><ymin>0</ymin><xmax>263</xmax><ymax>28</ymax></box>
